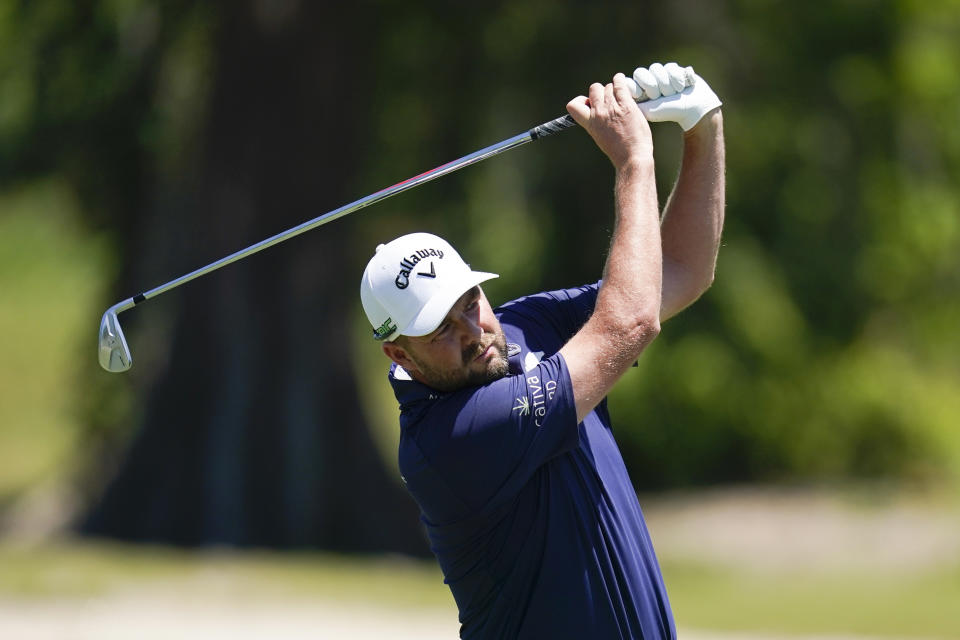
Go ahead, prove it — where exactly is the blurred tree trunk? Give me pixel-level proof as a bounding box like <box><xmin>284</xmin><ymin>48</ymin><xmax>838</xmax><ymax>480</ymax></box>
<box><xmin>81</xmin><ymin>1</ymin><xmax>427</xmax><ymax>553</ymax></box>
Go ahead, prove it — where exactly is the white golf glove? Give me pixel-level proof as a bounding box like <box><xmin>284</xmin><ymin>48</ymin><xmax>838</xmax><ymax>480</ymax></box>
<box><xmin>625</xmin><ymin>62</ymin><xmax>722</xmax><ymax>131</ymax></box>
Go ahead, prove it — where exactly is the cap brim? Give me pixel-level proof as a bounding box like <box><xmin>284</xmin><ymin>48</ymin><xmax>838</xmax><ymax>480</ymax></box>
<box><xmin>400</xmin><ymin>270</ymin><xmax>499</xmax><ymax>338</ymax></box>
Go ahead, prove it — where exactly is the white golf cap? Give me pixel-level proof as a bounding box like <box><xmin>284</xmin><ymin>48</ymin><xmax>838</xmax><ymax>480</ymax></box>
<box><xmin>360</xmin><ymin>232</ymin><xmax>498</xmax><ymax>341</ymax></box>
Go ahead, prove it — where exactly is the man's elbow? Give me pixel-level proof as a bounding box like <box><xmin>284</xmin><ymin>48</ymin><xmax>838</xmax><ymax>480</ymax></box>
<box><xmin>596</xmin><ymin>308</ymin><xmax>661</xmax><ymax>352</ymax></box>
<box><xmin>627</xmin><ymin>314</ymin><xmax>661</xmax><ymax>349</ymax></box>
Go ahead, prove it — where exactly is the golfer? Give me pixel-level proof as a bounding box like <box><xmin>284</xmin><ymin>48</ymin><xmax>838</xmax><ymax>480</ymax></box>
<box><xmin>360</xmin><ymin>63</ymin><xmax>724</xmax><ymax>639</ymax></box>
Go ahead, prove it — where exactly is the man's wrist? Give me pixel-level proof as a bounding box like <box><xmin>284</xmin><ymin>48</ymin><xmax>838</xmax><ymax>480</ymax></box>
<box><xmin>615</xmin><ymin>154</ymin><xmax>655</xmax><ymax>177</ymax></box>
<box><xmin>683</xmin><ymin>108</ymin><xmax>723</xmax><ymax>139</ymax></box>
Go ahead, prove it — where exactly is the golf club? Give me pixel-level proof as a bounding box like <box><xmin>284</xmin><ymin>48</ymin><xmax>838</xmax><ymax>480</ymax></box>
<box><xmin>98</xmin><ymin>72</ymin><xmax>686</xmax><ymax>372</ymax></box>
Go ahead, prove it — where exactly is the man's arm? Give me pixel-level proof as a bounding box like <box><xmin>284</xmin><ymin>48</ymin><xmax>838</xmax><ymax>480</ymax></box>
<box><xmin>559</xmin><ymin>74</ymin><xmax>663</xmax><ymax>424</ymax></box>
<box><xmin>630</xmin><ymin>64</ymin><xmax>725</xmax><ymax>321</ymax></box>
<box><xmin>660</xmin><ymin>110</ymin><xmax>725</xmax><ymax>321</ymax></box>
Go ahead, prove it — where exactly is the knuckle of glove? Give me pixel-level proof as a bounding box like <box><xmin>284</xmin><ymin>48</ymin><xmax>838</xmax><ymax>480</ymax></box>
<box><xmin>663</xmin><ymin>62</ymin><xmax>687</xmax><ymax>94</ymax></box>
<box><xmin>632</xmin><ymin>66</ymin><xmax>660</xmax><ymax>100</ymax></box>
<box><xmin>634</xmin><ymin>62</ymin><xmax>694</xmax><ymax>100</ymax></box>
<box><xmin>649</xmin><ymin>62</ymin><xmax>675</xmax><ymax>96</ymax></box>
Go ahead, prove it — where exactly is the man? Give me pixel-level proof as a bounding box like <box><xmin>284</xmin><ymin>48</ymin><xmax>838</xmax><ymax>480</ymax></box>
<box><xmin>360</xmin><ymin>63</ymin><xmax>724</xmax><ymax>639</ymax></box>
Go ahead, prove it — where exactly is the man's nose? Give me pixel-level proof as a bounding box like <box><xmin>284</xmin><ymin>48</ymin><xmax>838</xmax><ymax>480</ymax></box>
<box><xmin>456</xmin><ymin>313</ymin><xmax>482</xmax><ymax>344</ymax></box>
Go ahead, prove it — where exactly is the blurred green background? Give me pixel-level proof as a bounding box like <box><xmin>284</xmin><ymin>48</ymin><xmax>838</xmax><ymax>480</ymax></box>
<box><xmin>2</xmin><ymin>0</ymin><xmax>959</xmax><ymax>637</ymax></box>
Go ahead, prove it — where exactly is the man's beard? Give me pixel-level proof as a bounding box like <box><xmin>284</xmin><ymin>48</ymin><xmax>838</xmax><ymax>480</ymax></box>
<box><xmin>414</xmin><ymin>329</ymin><xmax>510</xmax><ymax>393</ymax></box>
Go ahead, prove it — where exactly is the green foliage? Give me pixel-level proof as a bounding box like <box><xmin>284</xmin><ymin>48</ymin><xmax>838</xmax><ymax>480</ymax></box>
<box><xmin>0</xmin><ymin>182</ymin><xmax>110</xmax><ymax>498</ymax></box>
<box><xmin>608</xmin><ymin>0</ymin><xmax>960</xmax><ymax>488</ymax></box>
<box><xmin>0</xmin><ymin>0</ymin><xmax>215</xmax><ymax>508</ymax></box>
<box><xmin>0</xmin><ymin>0</ymin><xmax>212</xmax><ymax>222</ymax></box>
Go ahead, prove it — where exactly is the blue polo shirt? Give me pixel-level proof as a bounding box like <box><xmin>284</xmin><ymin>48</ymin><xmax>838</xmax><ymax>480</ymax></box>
<box><xmin>392</xmin><ymin>283</ymin><xmax>675</xmax><ymax>640</ymax></box>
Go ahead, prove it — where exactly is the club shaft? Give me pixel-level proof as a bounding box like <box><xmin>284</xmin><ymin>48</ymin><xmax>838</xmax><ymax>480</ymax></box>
<box><xmin>126</xmin><ymin>114</ymin><xmax>578</xmax><ymax>307</ymax></box>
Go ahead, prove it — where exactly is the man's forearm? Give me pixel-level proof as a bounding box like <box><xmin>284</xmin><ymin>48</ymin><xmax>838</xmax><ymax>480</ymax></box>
<box><xmin>562</xmin><ymin>157</ymin><xmax>661</xmax><ymax>422</ymax></box>
<box><xmin>599</xmin><ymin>158</ymin><xmax>663</xmax><ymax>334</ymax></box>
<box><xmin>660</xmin><ymin>109</ymin><xmax>725</xmax><ymax>319</ymax></box>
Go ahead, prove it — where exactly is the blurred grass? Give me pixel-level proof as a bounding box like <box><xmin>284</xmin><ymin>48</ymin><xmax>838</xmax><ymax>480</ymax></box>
<box><xmin>0</xmin><ymin>181</ymin><xmax>109</xmax><ymax>500</ymax></box>
<box><xmin>1</xmin><ymin>540</ymin><xmax>958</xmax><ymax>637</ymax></box>
<box><xmin>0</xmin><ymin>541</ymin><xmax>452</xmax><ymax>609</ymax></box>
<box><xmin>663</xmin><ymin>559</ymin><xmax>960</xmax><ymax>638</ymax></box>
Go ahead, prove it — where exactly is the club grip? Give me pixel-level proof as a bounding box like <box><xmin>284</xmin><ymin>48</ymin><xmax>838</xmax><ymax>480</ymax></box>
<box><xmin>529</xmin><ymin>114</ymin><xmax>577</xmax><ymax>140</ymax></box>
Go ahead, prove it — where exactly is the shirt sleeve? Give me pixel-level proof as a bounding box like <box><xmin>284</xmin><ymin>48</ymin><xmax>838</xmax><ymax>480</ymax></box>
<box><xmin>418</xmin><ymin>352</ymin><xmax>579</xmax><ymax>514</ymax></box>
<box><xmin>496</xmin><ymin>281</ymin><xmax>601</xmax><ymax>347</ymax></box>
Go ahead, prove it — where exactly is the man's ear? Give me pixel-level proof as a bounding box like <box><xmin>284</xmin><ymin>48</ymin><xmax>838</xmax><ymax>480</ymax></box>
<box><xmin>382</xmin><ymin>341</ymin><xmax>419</xmax><ymax>374</ymax></box>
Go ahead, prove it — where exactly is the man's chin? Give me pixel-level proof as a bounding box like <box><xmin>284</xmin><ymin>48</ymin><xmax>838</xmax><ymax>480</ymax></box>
<box><xmin>476</xmin><ymin>352</ymin><xmax>510</xmax><ymax>384</ymax></box>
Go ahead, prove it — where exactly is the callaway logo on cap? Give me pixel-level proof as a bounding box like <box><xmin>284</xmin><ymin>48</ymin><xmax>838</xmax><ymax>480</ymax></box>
<box><xmin>360</xmin><ymin>232</ymin><xmax>498</xmax><ymax>342</ymax></box>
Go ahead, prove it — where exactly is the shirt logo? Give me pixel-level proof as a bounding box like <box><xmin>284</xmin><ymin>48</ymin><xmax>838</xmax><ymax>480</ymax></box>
<box><xmin>512</xmin><ymin>396</ymin><xmax>530</xmax><ymax>416</ymax></box>
<box><xmin>526</xmin><ymin>374</ymin><xmax>557</xmax><ymax>428</ymax></box>
<box><xmin>512</xmin><ymin>374</ymin><xmax>559</xmax><ymax>427</ymax></box>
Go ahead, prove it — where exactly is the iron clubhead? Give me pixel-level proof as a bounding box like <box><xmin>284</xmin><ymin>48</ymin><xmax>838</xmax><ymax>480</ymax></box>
<box><xmin>99</xmin><ymin>308</ymin><xmax>132</xmax><ymax>372</ymax></box>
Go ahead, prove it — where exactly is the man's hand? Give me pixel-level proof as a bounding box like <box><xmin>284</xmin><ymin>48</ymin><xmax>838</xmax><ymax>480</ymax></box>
<box><xmin>631</xmin><ymin>62</ymin><xmax>722</xmax><ymax>132</ymax></box>
<box><xmin>566</xmin><ymin>73</ymin><xmax>654</xmax><ymax>170</ymax></box>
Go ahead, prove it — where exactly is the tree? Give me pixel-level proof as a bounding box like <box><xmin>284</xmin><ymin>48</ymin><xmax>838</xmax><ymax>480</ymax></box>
<box><xmin>76</xmin><ymin>2</ymin><xmax>426</xmax><ymax>552</ymax></box>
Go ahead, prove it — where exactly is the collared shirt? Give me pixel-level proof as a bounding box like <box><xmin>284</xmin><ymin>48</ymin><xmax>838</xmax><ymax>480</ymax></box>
<box><xmin>391</xmin><ymin>283</ymin><xmax>675</xmax><ymax>639</ymax></box>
